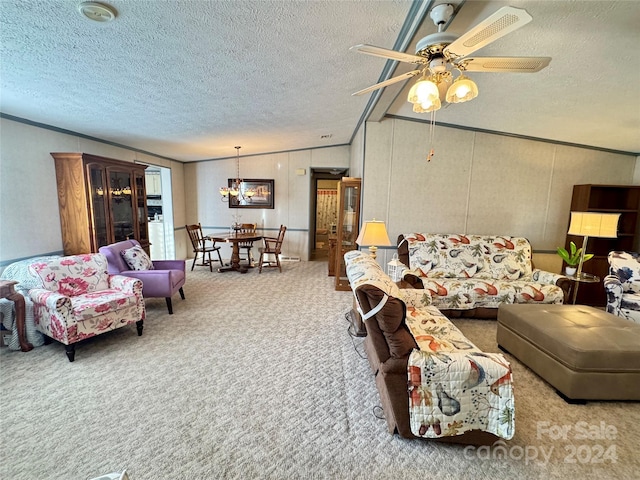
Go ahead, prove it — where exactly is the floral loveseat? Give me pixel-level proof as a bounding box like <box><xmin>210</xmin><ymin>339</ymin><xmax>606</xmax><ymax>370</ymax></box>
<box><xmin>398</xmin><ymin>233</ymin><xmax>571</xmax><ymax>318</ymax></box>
<box><xmin>345</xmin><ymin>250</ymin><xmax>515</xmax><ymax>443</ymax></box>
<box><xmin>28</xmin><ymin>253</ymin><xmax>146</xmax><ymax>362</ymax></box>
<box><xmin>605</xmin><ymin>251</ymin><xmax>640</xmax><ymax>323</ymax></box>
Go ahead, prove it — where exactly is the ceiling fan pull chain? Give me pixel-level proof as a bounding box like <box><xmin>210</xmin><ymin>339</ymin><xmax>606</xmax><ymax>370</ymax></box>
<box><xmin>427</xmin><ymin>111</ymin><xmax>436</xmax><ymax>162</ymax></box>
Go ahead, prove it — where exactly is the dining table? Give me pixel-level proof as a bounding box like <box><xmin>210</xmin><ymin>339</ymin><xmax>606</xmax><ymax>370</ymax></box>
<box><xmin>207</xmin><ymin>232</ymin><xmax>263</xmax><ymax>273</ymax></box>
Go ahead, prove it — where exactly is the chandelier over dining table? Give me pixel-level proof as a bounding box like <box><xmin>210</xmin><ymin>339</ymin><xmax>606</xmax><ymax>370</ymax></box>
<box><xmin>219</xmin><ymin>146</ymin><xmax>256</xmax><ymax>202</ymax></box>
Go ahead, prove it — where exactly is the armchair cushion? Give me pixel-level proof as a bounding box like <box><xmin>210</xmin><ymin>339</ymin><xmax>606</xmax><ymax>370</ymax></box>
<box><xmin>121</xmin><ymin>245</ymin><xmax>154</xmax><ymax>271</ymax></box>
<box><xmin>30</xmin><ymin>254</ymin><xmax>110</xmax><ymax>294</ymax></box>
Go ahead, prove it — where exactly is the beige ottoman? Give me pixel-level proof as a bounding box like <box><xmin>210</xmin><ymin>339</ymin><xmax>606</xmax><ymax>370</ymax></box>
<box><xmin>497</xmin><ymin>304</ymin><xmax>640</xmax><ymax>402</ymax></box>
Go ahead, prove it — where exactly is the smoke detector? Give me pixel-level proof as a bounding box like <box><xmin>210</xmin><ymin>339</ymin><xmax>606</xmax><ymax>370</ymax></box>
<box><xmin>78</xmin><ymin>2</ymin><xmax>117</xmax><ymax>22</ymax></box>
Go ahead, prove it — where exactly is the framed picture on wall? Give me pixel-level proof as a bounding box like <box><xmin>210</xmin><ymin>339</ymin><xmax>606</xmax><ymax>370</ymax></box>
<box><xmin>229</xmin><ymin>179</ymin><xmax>274</xmax><ymax>209</ymax></box>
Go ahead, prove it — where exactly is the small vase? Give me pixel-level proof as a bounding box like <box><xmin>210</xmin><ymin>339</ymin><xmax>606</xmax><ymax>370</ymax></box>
<box><xmin>565</xmin><ymin>266</ymin><xmax>577</xmax><ymax>276</ymax></box>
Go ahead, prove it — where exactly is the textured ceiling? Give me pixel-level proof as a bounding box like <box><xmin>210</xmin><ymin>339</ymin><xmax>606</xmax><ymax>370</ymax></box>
<box><xmin>1</xmin><ymin>0</ymin><xmax>639</xmax><ymax>162</ymax></box>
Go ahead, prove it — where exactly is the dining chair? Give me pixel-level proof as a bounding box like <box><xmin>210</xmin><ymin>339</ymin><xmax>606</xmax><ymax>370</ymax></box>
<box><xmin>185</xmin><ymin>223</ymin><xmax>223</xmax><ymax>272</ymax></box>
<box><xmin>239</xmin><ymin>223</ymin><xmax>257</xmax><ymax>266</ymax></box>
<box><xmin>258</xmin><ymin>225</ymin><xmax>287</xmax><ymax>273</ymax></box>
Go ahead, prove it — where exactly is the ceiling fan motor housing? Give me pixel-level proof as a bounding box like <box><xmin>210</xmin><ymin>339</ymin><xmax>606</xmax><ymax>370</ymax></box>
<box><xmin>415</xmin><ymin>32</ymin><xmax>458</xmax><ymax>58</ymax></box>
<box><xmin>429</xmin><ymin>3</ymin><xmax>454</xmax><ymax>26</ymax></box>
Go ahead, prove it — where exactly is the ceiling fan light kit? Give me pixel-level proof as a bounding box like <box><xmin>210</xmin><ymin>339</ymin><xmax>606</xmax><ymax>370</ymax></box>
<box><xmin>351</xmin><ymin>4</ymin><xmax>550</xmax><ymax>160</ymax></box>
<box><xmin>445</xmin><ymin>74</ymin><xmax>478</xmax><ymax>104</ymax></box>
<box><xmin>352</xmin><ymin>4</ymin><xmax>550</xmax><ymax>111</ymax></box>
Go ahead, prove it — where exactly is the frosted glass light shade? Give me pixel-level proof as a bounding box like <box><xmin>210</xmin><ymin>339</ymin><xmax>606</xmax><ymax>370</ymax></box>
<box><xmin>412</xmin><ymin>97</ymin><xmax>441</xmax><ymax>112</ymax></box>
<box><xmin>408</xmin><ymin>78</ymin><xmax>439</xmax><ymax>105</ymax></box>
<box><xmin>446</xmin><ymin>75</ymin><xmax>478</xmax><ymax>104</ymax></box>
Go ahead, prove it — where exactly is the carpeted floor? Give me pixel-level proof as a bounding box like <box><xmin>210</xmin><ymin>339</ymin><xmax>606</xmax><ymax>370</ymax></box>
<box><xmin>1</xmin><ymin>261</ymin><xmax>639</xmax><ymax>479</ymax></box>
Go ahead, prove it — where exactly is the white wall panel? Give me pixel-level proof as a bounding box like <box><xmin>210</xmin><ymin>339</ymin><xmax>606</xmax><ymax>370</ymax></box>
<box><xmin>360</xmin><ymin>116</ymin><xmax>638</xmax><ymax>264</ymax></box>
<box><xmin>0</xmin><ymin>119</ymin><xmax>74</xmax><ymax>260</ymax></box>
<box><xmin>389</xmin><ymin>121</ymin><xmax>475</xmax><ymax>237</ymax></box>
<box><xmin>362</xmin><ymin>121</ymin><xmax>393</xmax><ymax>223</ymax></box>
<box><xmin>466</xmin><ymin>133</ymin><xmax>555</xmax><ymax>245</ymax></box>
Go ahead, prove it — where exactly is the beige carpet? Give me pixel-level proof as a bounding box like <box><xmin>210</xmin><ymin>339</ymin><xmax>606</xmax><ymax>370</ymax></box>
<box><xmin>1</xmin><ymin>261</ymin><xmax>639</xmax><ymax>479</ymax></box>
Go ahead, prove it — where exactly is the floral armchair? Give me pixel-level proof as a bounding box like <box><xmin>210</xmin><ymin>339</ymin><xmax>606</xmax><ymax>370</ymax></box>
<box><xmin>605</xmin><ymin>251</ymin><xmax>640</xmax><ymax>323</ymax></box>
<box><xmin>28</xmin><ymin>253</ymin><xmax>146</xmax><ymax>362</ymax></box>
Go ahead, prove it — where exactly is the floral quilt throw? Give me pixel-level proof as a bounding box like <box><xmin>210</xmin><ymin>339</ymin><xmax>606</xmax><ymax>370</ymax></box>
<box><xmin>406</xmin><ymin>306</ymin><xmax>515</xmax><ymax>440</ymax></box>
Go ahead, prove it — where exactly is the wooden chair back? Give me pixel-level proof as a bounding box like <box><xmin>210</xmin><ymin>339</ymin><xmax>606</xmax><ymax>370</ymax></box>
<box><xmin>273</xmin><ymin>225</ymin><xmax>287</xmax><ymax>254</ymax></box>
<box><xmin>185</xmin><ymin>223</ymin><xmax>206</xmax><ymax>252</ymax></box>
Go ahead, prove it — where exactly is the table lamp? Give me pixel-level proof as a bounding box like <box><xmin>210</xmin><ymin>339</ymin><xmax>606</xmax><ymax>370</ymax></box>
<box><xmin>567</xmin><ymin>211</ymin><xmax>620</xmax><ymax>276</ymax></box>
<box><xmin>356</xmin><ymin>219</ymin><xmax>391</xmax><ymax>260</ymax></box>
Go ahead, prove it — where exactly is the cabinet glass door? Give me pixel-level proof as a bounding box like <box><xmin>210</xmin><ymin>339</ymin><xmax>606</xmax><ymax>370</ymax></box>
<box><xmin>335</xmin><ymin>178</ymin><xmax>361</xmax><ymax>290</ymax></box>
<box><xmin>88</xmin><ymin>164</ymin><xmax>109</xmax><ymax>249</ymax></box>
<box><xmin>134</xmin><ymin>172</ymin><xmax>149</xmax><ymax>250</ymax></box>
<box><xmin>109</xmin><ymin>170</ymin><xmax>134</xmax><ymax>244</ymax></box>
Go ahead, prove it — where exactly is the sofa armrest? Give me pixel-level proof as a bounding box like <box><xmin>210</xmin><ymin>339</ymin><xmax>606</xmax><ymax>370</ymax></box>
<box><xmin>400</xmin><ymin>288</ymin><xmax>433</xmax><ymax>309</ymax></box>
<box><xmin>152</xmin><ymin>260</ymin><xmax>186</xmax><ymax>271</ymax></box>
<box><xmin>108</xmin><ymin>274</ymin><xmax>143</xmax><ymax>296</ymax></box>
<box><xmin>29</xmin><ymin>288</ymin><xmax>71</xmax><ymax>312</ymax></box>
<box><xmin>531</xmin><ymin>268</ymin><xmax>565</xmax><ymax>285</ymax></box>
<box><xmin>604</xmin><ymin>274</ymin><xmax>623</xmax><ymax>315</ymax></box>
<box><xmin>402</xmin><ymin>270</ymin><xmax>424</xmax><ymax>289</ymax></box>
<box><xmin>532</xmin><ymin>269</ymin><xmax>572</xmax><ymax>303</ymax></box>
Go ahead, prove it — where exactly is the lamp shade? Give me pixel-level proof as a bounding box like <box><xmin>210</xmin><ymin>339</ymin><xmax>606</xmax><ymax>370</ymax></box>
<box><xmin>567</xmin><ymin>212</ymin><xmax>620</xmax><ymax>238</ymax></box>
<box><xmin>356</xmin><ymin>220</ymin><xmax>391</xmax><ymax>247</ymax></box>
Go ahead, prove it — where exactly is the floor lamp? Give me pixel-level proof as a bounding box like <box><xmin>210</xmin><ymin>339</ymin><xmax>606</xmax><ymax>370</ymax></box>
<box><xmin>567</xmin><ymin>211</ymin><xmax>620</xmax><ymax>277</ymax></box>
<box><xmin>356</xmin><ymin>219</ymin><xmax>391</xmax><ymax>260</ymax></box>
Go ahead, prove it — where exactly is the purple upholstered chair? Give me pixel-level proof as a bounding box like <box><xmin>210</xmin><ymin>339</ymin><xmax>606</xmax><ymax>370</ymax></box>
<box><xmin>99</xmin><ymin>240</ymin><xmax>186</xmax><ymax>314</ymax></box>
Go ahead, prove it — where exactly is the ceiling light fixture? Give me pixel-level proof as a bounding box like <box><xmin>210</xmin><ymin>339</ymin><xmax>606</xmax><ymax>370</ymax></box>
<box><xmin>77</xmin><ymin>2</ymin><xmax>117</xmax><ymax>22</ymax></box>
<box><xmin>446</xmin><ymin>73</ymin><xmax>478</xmax><ymax>104</ymax></box>
<box><xmin>219</xmin><ymin>146</ymin><xmax>256</xmax><ymax>202</ymax></box>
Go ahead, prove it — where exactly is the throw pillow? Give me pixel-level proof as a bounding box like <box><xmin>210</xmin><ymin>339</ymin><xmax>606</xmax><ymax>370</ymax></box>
<box><xmin>121</xmin><ymin>246</ymin><xmax>154</xmax><ymax>271</ymax></box>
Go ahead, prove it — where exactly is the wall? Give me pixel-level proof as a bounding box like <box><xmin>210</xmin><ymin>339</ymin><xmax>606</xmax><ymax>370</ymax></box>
<box><xmin>361</xmin><ymin>117</ymin><xmax>638</xmax><ymax>271</ymax></box>
<box><xmin>183</xmin><ymin>146</ymin><xmax>350</xmax><ymax>261</ymax></box>
<box><xmin>0</xmin><ymin>118</ymin><xmax>186</xmax><ymax>267</ymax></box>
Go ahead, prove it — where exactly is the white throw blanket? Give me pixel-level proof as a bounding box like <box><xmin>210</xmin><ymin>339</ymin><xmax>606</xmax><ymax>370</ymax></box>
<box><xmin>0</xmin><ymin>256</ymin><xmax>60</xmax><ymax>350</ymax></box>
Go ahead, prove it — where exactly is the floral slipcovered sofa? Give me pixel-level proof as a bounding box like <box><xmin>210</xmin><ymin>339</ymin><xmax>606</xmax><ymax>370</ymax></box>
<box><xmin>28</xmin><ymin>253</ymin><xmax>146</xmax><ymax>362</ymax></box>
<box><xmin>345</xmin><ymin>250</ymin><xmax>514</xmax><ymax>443</ymax></box>
<box><xmin>398</xmin><ymin>233</ymin><xmax>571</xmax><ymax>318</ymax></box>
<box><xmin>605</xmin><ymin>251</ymin><xmax>640</xmax><ymax>323</ymax></box>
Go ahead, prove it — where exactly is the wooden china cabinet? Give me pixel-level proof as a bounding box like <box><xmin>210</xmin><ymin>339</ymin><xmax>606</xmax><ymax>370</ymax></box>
<box><xmin>565</xmin><ymin>184</ymin><xmax>640</xmax><ymax>306</ymax></box>
<box><xmin>51</xmin><ymin>153</ymin><xmax>150</xmax><ymax>255</ymax></box>
<box><xmin>335</xmin><ymin>177</ymin><xmax>361</xmax><ymax>291</ymax></box>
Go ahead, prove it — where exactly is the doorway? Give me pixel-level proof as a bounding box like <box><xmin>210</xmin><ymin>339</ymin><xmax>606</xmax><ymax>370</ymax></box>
<box><xmin>309</xmin><ymin>168</ymin><xmax>347</xmax><ymax>261</ymax></box>
<box><xmin>144</xmin><ymin>165</ymin><xmax>175</xmax><ymax>260</ymax></box>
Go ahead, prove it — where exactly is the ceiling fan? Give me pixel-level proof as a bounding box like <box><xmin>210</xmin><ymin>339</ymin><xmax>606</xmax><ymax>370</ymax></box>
<box><xmin>350</xmin><ymin>3</ymin><xmax>551</xmax><ymax>112</ymax></box>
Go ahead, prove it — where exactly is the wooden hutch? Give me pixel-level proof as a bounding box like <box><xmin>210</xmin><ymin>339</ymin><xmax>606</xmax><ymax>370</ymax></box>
<box><xmin>51</xmin><ymin>153</ymin><xmax>150</xmax><ymax>255</ymax></box>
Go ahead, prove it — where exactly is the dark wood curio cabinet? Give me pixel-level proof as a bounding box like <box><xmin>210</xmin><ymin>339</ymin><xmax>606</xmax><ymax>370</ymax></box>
<box><xmin>51</xmin><ymin>153</ymin><xmax>150</xmax><ymax>255</ymax></box>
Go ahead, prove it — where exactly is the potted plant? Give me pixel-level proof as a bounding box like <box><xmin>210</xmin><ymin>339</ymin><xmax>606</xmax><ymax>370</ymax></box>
<box><xmin>556</xmin><ymin>241</ymin><xmax>593</xmax><ymax>276</ymax></box>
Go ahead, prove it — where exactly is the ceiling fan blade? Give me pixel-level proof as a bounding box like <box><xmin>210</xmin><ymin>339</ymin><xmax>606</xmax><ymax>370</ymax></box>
<box><xmin>352</xmin><ymin>70</ymin><xmax>420</xmax><ymax>96</ymax></box>
<box><xmin>458</xmin><ymin>56</ymin><xmax>551</xmax><ymax>73</ymax></box>
<box><xmin>350</xmin><ymin>44</ymin><xmax>426</xmax><ymax>64</ymax></box>
<box><xmin>444</xmin><ymin>6</ymin><xmax>533</xmax><ymax>60</ymax></box>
